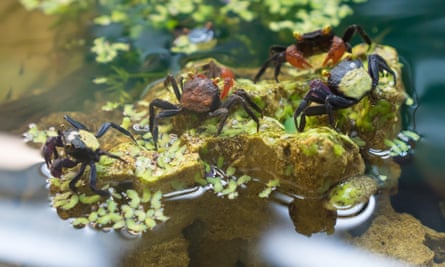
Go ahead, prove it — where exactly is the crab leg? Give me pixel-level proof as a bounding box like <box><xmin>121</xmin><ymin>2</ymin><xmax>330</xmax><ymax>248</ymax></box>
<box><xmin>95</xmin><ymin>122</ymin><xmax>137</xmax><ymax>144</ymax></box>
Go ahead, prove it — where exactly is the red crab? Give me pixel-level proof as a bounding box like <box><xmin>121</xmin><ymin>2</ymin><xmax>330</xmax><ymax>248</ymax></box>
<box><xmin>254</xmin><ymin>25</ymin><xmax>372</xmax><ymax>82</ymax></box>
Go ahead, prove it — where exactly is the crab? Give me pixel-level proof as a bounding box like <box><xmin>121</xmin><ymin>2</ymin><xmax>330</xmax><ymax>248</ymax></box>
<box><xmin>293</xmin><ymin>54</ymin><xmax>397</xmax><ymax>132</ymax></box>
<box><xmin>42</xmin><ymin>115</ymin><xmax>137</xmax><ymax>196</ymax></box>
<box><xmin>149</xmin><ymin>67</ymin><xmax>262</xmax><ymax>149</ymax></box>
<box><xmin>254</xmin><ymin>25</ymin><xmax>372</xmax><ymax>82</ymax></box>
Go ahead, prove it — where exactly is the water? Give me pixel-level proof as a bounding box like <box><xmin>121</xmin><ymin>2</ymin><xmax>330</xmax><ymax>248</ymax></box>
<box><xmin>1</xmin><ymin>0</ymin><xmax>445</xmax><ymax>266</ymax></box>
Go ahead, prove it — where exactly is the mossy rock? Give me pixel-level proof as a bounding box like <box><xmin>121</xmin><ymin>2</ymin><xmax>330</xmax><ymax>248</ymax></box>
<box><xmin>95</xmin><ymin>138</ymin><xmax>205</xmax><ymax>194</ymax></box>
<box><xmin>194</xmin><ymin>120</ymin><xmax>364</xmax><ymax>196</ymax></box>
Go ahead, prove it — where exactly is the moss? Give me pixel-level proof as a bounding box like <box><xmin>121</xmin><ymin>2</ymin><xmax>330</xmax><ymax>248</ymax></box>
<box><xmin>325</xmin><ymin>175</ymin><xmax>378</xmax><ymax>210</ymax></box>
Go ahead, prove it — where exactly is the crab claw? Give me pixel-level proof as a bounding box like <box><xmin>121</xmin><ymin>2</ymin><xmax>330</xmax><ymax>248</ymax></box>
<box><xmin>322</xmin><ymin>36</ymin><xmax>347</xmax><ymax>67</ymax></box>
<box><xmin>220</xmin><ymin>77</ymin><xmax>234</xmax><ymax>99</ymax></box>
<box><xmin>41</xmin><ymin>136</ymin><xmax>60</xmax><ymax>167</ymax></box>
<box><xmin>285</xmin><ymin>45</ymin><xmax>312</xmax><ymax>69</ymax></box>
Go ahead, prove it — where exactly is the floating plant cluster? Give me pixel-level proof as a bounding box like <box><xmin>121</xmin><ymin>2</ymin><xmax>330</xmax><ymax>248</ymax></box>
<box><xmin>47</xmin><ymin>175</ymin><xmax>168</xmax><ymax>235</ymax></box>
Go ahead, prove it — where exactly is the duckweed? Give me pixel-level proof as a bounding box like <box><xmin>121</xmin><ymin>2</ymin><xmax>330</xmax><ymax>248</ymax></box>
<box><xmin>23</xmin><ymin>123</ymin><xmax>57</xmax><ymax>144</ymax></box>
<box><xmin>258</xmin><ymin>178</ymin><xmax>280</xmax><ymax>198</ymax></box>
<box><xmin>48</xmin><ymin>172</ymin><xmax>169</xmax><ymax>235</ymax></box>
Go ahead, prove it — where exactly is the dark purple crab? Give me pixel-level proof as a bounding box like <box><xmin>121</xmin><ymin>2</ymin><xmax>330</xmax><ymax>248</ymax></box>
<box><xmin>42</xmin><ymin>115</ymin><xmax>137</xmax><ymax>196</ymax></box>
<box><xmin>293</xmin><ymin>54</ymin><xmax>397</xmax><ymax>132</ymax></box>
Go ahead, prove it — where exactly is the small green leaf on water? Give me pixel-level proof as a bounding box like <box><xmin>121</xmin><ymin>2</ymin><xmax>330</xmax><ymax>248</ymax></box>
<box><xmin>402</xmin><ymin>130</ymin><xmax>420</xmax><ymax>141</ymax></box>
<box><xmin>226</xmin><ymin>166</ymin><xmax>236</xmax><ymax>176</ymax></box>
<box><xmin>237</xmin><ymin>175</ymin><xmax>251</xmax><ymax>185</ymax></box>
<box><xmin>258</xmin><ymin>187</ymin><xmax>273</xmax><ymax>198</ymax></box>
<box><xmin>221</xmin><ymin>180</ymin><xmax>238</xmax><ymax>195</ymax></box>
<box><xmin>79</xmin><ymin>194</ymin><xmax>101</xmax><ymax>204</ymax></box>
<box><xmin>145</xmin><ymin>217</ymin><xmax>157</xmax><ymax>229</ymax></box>
<box><xmin>97</xmin><ymin>214</ymin><xmax>112</xmax><ymax>225</ymax></box>
<box><xmin>97</xmin><ymin>207</ymin><xmax>107</xmax><ymax>216</ymax></box>
<box><xmin>106</xmin><ymin>199</ymin><xmax>118</xmax><ymax>212</ymax></box>
<box><xmin>134</xmin><ymin>210</ymin><xmax>146</xmax><ymax>221</ymax></box>
<box><xmin>127</xmin><ymin>219</ymin><xmax>146</xmax><ymax>232</ymax></box>
<box><xmin>113</xmin><ymin>220</ymin><xmax>126</xmax><ymax>230</ymax></box>
<box><xmin>217</xmin><ymin>156</ymin><xmax>225</xmax><ymax>168</ymax></box>
<box><xmin>72</xmin><ymin>217</ymin><xmax>89</xmax><ymax>227</ymax></box>
<box><xmin>141</xmin><ymin>188</ymin><xmax>151</xmax><ymax>203</ymax></box>
<box><xmin>109</xmin><ymin>212</ymin><xmax>122</xmax><ymax>222</ymax></box>
<box><xmin>88</xmin><ymin>212</ymin><xmax>98</xmax><ymax>222</ymax></box>
<box><xmin>61</xmin><ymin>194</ymin><xmax>79</xmax><ymax>210</ymax></box>
<box><xmin>151</xmin><ymin>191</ymin><xmax>163</xmax><ymax>209</ymax></box>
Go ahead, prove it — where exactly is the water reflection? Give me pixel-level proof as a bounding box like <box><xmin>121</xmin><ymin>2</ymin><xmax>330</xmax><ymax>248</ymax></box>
<box><xmin>261</xmin><ymin>202</ymin><xmax>407</xmax><ymax>267</ymax></box>
<box><xmin>0</xmin><ymin>163</ymin><xmax>138</xmax><ymax>267</ymax></box>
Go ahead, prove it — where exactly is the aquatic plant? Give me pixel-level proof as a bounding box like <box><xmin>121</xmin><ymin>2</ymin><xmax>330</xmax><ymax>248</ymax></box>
<box><xmin>22</xmin><ymin>123</ymin><xmax>58</xmax><ymax>144</ymax></box>
<box><xmin>49</xmin><ymin>176</ymin><xmax>168</xmax><ymax>234</ymax></box>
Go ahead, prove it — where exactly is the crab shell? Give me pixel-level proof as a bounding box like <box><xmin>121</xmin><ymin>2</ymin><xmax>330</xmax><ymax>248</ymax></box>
<box><xmin>328</xmin><ymin>60</ymin><xmax>373</xmax><ymax>100</ymax></box>
<box><xmin>63</xmin><ymin>129</ymin><xmax>100</xmax><ymax>160</ymax></box>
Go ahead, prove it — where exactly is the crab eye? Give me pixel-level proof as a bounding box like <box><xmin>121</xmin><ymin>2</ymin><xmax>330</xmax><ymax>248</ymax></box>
<box><xmin>322</xmin><ymin>25</ymin><xmax>332</xmax><ymax>35</ymax></box>
<box><xmin>321</xmin><ymin>69</ymin><xmax>331</xmax><ymax>78</ymax></box>
<box><xmin>293</xmin><ymin>31</ymin><xmax>303</xmax><ymax>41</ymax></box>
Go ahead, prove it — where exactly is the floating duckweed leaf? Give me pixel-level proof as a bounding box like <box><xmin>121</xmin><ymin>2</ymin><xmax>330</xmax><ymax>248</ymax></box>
<box><xmin>140</xmin><ymin>189</ymin><xmax>151</xmax><ymax>203</ymax></box>
<box><xmin>401</xmin><ymin>130</ymin><xmax>420</xmax><ymax>141</ymax></box>
<box><xmin>266</xmin><ymin>179</ymin><xmax>280</xmax><ymax>187</ymax></box>
<box><xmin>129</xmin><ymin>196</ymin><xmax>140</xmax><ymax>209</ymax></box>
<box><xmin>216</xmin><ymin>156</ymin><xmax>225</xmax><ymax>168</ymax></box>
<box><xmin>23</xmin><ymin>123</ymin><xmax>58</xmax><ymax>144</ymax></box>
<box><xmin>207</xmin><ymin>177</ymin><xmax>223</xmax><ymax>193</ymax></box>
<box><xmin>226</xmin><ymin>166</ymin><xmax>236</xmax><ymax>177</ymax></box>
<box><xmin>151</xmin><ymin>191</ymin><xmax>163</xmax><ymax>209</ymax></box>
<box><xmin>146</xmin><ymin>209</ymin><xmax>154</xmax><ymax>218</ymax></box>
<box><xmin>53</xmin><ymin>198</ymin><xmax>67</xmax><ymax>208</ymax></box>
<box><xmin>237</xmin><ymin>175</ymin><xmax>251</xmax><ymax>185</ymax></box>
<box><xmin>72</xmin><ymin>217</ymin><xmax>90</xmax><ymax>227</ymax></box>
<box><xmin>54</xmin><ymin>191</ymin><xmax>72</xmax><ymax>201</ymax></box>
<box><xmin>126</xmin><ymin>189</ymin><xmax>138</xmax><ymax>200</ymax></box>
<box><xmin>121</xmin><ymin>117</ymin><xmax>132</xmax><ymax>130</ymax></box>
<box><xmin>134</xmin><ymin>210</ymin><xmax>146</xmax><ymax>221</ymax></box>
<box><xmin>88</xmin><ymin>212</ymin><xmax>98</xmax><ymax>222</ymax></box>
<box><xmin>122</xmin><ymin>205</ymin><xmax>134</xmax><ymax>218</ymax></box>
<box><xmin>153</xmin><ymin>209</ymin><xmax>169</xmax><ymax>221</ymax></box>
<box><xmin>79</xmin><ymin>194</ymin><xmax>102</xmax><ymax>204</ymax></box>
<box><xmin>228</xmin><ymin>192</ymin><xmax>239</xmax><ymax>199</ymax></box>
<box><xmin>111</xmin><ymin>191</ymin><xmax>122</xmax><ymax>199</ymax></box>
<box><xmin>127</xmin><ymin>219</ymin><xmax>147</xmax><ymax>232</ymax></box>
<box><xmin>48</xmin><ymin>178</ymin><xmax>61</xmax><ymax>188</ymax></box>
<box><xmin>106</xmin><ymin>199</ymin><xmax>118</xmax><ymax>212</ymax></box>
<box><xmin>113</xmin><ymin>220</ymin><xmax>126</xmax><ymax>230</ymax></box>
<box><xmin>61</xmin><ymin>194</ymin><xmax>79</xmax><ymax>210</ymax></box>
<box><xmin>97</xmin><ymin>214</ymin><xmax>112</xmax><ymax>225</ymax></box>
<box><xmin>194</xmin><ymin>173</ymin><xmax>208</xmax><ymax>186</ymax></box>
<box><xmin>101</xmin><ymin>101</ymin><xmax>120</xmax><ymax>111</ymax></box>
<box><xmin>123</xmin><ymin>104</ymin><xmax>147</xmax><ymax>121</ymax></box>
<box><xmin>97</xmin><ymin>207</ymin><xmax>107</xmax><ymax>216</ymax></box>
<box><xmin>109</xmin><ymin>212</ymin><xmax>122</xmax><ymax>222</ymax></box>
<box><xmin>144</xmin><ymin>217</ymin><xmax>157</xmax><ymax>229</ymax></box>
<box><xmin>258</xmin><ymin>178</ymin><xmax>280</xmax><ymax>198</ymax></box>
<box><xmin>221</xmin><ymin>180</ymin><xmax>238</xmax><ymax>196</ymax></box>
<box><xmin>258</xmin><ymin>187</ymin><xmax>273</xmax><ymax>198</ymax></box>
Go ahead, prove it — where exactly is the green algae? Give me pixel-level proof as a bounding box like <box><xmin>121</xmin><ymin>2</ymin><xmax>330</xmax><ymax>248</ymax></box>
<box><xmin>325</xmin><ymin>175</ymin><xmax>378</xmax><ymax>210</ymax></box>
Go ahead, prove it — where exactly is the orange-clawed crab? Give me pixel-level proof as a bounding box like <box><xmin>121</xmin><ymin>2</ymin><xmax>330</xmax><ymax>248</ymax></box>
<box><xmin>149</xmin><ymin>62</ymin><xmax>261</xmax><ymax>149</ymax></box>
<box><xmin>254</xmin><ymin>25</ymin><xmax>372</xmax><ymax>82</ymax></box>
